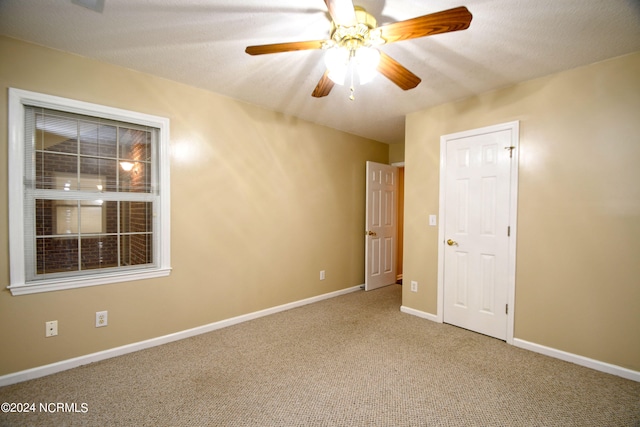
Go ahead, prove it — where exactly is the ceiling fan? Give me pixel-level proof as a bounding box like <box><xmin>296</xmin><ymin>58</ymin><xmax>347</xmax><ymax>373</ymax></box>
<box><xmin>245</xmin><ymin>0</ymin><xmax>472</xmax><ymax>99</ymax></box>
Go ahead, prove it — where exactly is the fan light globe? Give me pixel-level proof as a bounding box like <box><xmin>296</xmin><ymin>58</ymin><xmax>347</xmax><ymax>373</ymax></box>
<box><xmin>325</xmin><ymin>46</ymin><xmax>380</xmax><ymax>85</ymax></box>
<box><xmin>324</xmin><ymin>47</ymin><xmax>350</xmax><ymax>84</ymax></box>
<box><xmin>120</xmin><ymin>161</ymin><xmax>135</xmax><ymax>172</ymax></box>
<box><xmin>355</xmin><ymin>47</ymin><xmax>380</xmax><ymax>84</ymax></box>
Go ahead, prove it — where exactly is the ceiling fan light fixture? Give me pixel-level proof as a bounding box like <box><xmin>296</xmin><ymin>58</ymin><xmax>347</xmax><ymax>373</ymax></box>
<box><xmin>324</xmin><ymin>45</ymin><xmax>380</xmax><ymax>86</ymax></box>
<box><xmin>120</xmin><ymin>161</ymin><xmax>135</xmax><ymax>172</ymax></box>
<box><xmin>355</xmin><ymin>47</ymin><xmax>380</xmax><ymax>84</ymax></box>
<box><xmin>324</xmin><ymin>47</ymin><xmax>350</xmax><ymax>84</ymax></box>
<box><xmin>327</xmin><ymin>68</ymin><xmax>347</xmax><ymax>85</ymax></box>
<box><xmin>245</xmin><ymin>3</ymin><xmax>472</xmax><ymax>98</ymax></box>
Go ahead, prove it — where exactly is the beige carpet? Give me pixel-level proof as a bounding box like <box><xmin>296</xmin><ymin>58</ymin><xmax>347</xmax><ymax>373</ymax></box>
<box><xmin>1</xmin><ymin>284</ymin><xmax>639</xmax><ymax>426</ymax></box>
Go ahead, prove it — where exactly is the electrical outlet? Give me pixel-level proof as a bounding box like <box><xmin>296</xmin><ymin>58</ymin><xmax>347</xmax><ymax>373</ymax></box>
<box><xmin>411</xmin><ymin>281</ymin><xmax>418</xmax><ymax>292</ymax></box>
<box><xmin>96</xmin><ymin>311</ymin><xmax>108</xmax><ymax>328</ymax></box>
<box><xmin>45</xmin><ymin>320</ymin><xmax>58</xmax><ymax>337</ymax></box>
<box><xmin>320</xmin><ymin>270</ymin><xmax>326</xmax><ymax>280</ymax></box>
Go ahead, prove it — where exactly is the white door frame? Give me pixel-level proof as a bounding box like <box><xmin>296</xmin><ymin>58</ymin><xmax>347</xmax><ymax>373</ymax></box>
<box><xmin>436</xmin><ymin>121</ymin><xmax>519</xmax><ymax>344</ymax></box>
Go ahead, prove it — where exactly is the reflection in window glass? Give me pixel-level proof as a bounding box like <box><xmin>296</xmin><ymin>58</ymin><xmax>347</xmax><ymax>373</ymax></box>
<box><xmin>37</xmin><ymin>237</ymin><xmax>79</xmax><ymax>274</ymax></box>
<box><xmin>36</xmin><ymin>113</ymin><xmax>78</xmax><ymax>154</ymax></box>
<box><xmin>29</xmin><ymin>107</ymin><xmax>156</xmax><ymax>280</ymax></box>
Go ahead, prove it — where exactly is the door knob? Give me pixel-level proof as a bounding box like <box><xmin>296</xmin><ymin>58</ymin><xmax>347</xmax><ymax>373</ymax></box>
<box><xmin>366</xmin><ymin>231</ymin><xmax>377</xmax><ymax>236</ymax></box>
<box><xmin>446</xmin><ymin>239</ymin><xmax>458</xmax><ymax>246</ymax></box>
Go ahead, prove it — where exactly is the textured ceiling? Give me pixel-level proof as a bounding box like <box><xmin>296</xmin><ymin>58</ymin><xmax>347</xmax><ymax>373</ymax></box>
<box><xmin>1</xmin><ymin>0</ymin><xmax>639</xmax><ymax>144</ymax></box>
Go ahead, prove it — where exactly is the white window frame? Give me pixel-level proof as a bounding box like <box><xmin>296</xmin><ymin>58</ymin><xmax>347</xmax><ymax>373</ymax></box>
<box><xmin>8</xmin><ymin>88</ymin><xmax>171</xmax><ymax>295</ymax></box>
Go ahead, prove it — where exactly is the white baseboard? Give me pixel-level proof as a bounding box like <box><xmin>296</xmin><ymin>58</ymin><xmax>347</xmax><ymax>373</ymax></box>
<box><xmin>0</xmin><ymin>285</ymin><xmax>363</xmax><ymax>387</ymax></box>
<box><xmin>399</xmin><ymin>307</ymin><xmax>639</xmax><ymax>382</ymax></box>
<box><xmin>513</xmin><ymin>338</ymin><xmax>639</xmax><ymax>382</ymax></box>
<box><xmin>400</xmin><ymin>305</ymin><xmax>440</xmax><ymax>323</ymax></box>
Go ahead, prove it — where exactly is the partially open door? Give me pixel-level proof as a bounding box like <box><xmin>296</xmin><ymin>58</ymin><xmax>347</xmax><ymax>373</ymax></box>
<box><xmin>365</xmin><ymin>161</ymin><xmax>398</xmax><ymax>291</ymax></box>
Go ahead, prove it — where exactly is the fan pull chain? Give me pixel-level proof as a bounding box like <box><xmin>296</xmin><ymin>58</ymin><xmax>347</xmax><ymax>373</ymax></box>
<box><xmin>349</xmin><ymin>59</ymin><xmax>355</xmax><ymax>101</ymax></box>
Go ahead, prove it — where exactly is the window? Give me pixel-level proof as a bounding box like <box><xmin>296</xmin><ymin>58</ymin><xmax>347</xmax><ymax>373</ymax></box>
<box><xmin>8</xmin><ymin>89</ymin><xmax>171</xmax><ymax>295</ymax></box>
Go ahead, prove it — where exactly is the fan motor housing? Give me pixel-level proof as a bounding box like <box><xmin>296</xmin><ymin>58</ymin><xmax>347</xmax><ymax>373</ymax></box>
<box><xmin>329</xmin><ymin>7</ymin><xmax>381</xmax><ymax>49</ymax></box>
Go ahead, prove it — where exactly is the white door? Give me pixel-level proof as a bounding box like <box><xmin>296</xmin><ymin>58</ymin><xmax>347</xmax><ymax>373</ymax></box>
<box><xmin>365</xmin><ymin>161</ymin><xmax>398</xmax><ymax>291</ymax></box>
<box><xmin>439</xmin><ymin>122</ymin><xmax>518</xmax><ymax>340</ymax></box>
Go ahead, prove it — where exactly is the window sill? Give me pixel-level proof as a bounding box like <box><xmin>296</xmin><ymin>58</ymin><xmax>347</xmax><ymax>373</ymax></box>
<box><xmin>7</xmin><ymin>267</ymin><xmax>172</xmax><ymax>296</ymax></box>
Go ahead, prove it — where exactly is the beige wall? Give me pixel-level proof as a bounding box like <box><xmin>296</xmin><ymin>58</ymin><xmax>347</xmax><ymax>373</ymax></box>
<box><xmin>388</xmin><ymin>143</ymin><xmax>405</xmax><ymax>164</ymax></box>
<box><xmin>403</xmin><ymin>51</ymin><xmax>640</xmax><ymax>372</ymax></box>
<box><xmin>0</xmin><ymin>37</ymin><xmax>388</xmax><ymax>376</ymax></box>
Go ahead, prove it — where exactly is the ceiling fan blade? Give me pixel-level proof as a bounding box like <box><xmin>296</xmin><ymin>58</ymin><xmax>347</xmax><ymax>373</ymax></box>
<box><xmin>312</xmin><ymin>70</ymin><xmax>335</xmax><ymax>98</ymax></box>
<box><xmin>245</xmin><ymin>40</ymin><xmax>325</xmax><ymax>55</ymax></box>
<box><xmin>379</xmin><ymin>6</ymin><xmax>472</xmax><ymax>44</ymax></box>
<box><xmin>376</xmin><ymin>51</ymin><xmax>421</xmax><ymax>90</ymax></box>
<box><xmin>324</xmin><ymin>0</ymin><xmax>357</xmax><ymax>26</ymax></box>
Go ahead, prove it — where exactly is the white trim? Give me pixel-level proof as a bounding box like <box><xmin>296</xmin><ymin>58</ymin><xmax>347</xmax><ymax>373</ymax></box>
<box><xmin>7</xmin><ymin>88</ymin><xmax>171</xmax><ymax>295</ymax></box>
<box><xmin>400</xmin><ymin>305</ymin><xmax>440</xmax><ymax>323</ymax></box>
<box><xmin>505</xmin><ymin>122</ymin><xmax>519</xmax><ymax>344</ymax></box>
<box><xmin>436</xmin><ymin>121</ymin><xmax>519</xmax><ymax>343</ymax></box>
<box><xmin>435</xmin><ymin>135</ymin><xmax>447</xmax><ymax>324</ymax></box>
<box><xmin>7</xmin><ymin>268</ymin><xmax>172</xmax><ymax>296</ymax></box>
<box><xmin>8</xmin><ymin>89</ymin><xmax>26</xmax><ymax>290</ymax></box>
<box><xmin>398</xmin><ymin>307</ymin><xmax>640</xmax><ymax>382</ymax></box>
<box><xmin>390</xmin><ymin>161</ymin><xmax>405</xmax><ymax>167</ymax></box>
<box><xmin>0</xmin><ymin>285</ymin><xmax>362</xmax><ymax>387</ymax></box>
<box><xmin>513</xmin><ymin>338</ymin><xmax>640</xmax><ymax>382</ymax></box>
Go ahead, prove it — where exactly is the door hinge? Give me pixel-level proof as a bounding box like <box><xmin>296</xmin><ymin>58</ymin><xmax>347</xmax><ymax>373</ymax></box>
<box><xmin>506</xmin><ymin>304</ymin><xmax>509</xmax><ymax>315</ymax></box>
<box><xmin>507</xmin><ymin>226</ymin><xmax>511</xmax><ymax>237</ymax></box>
